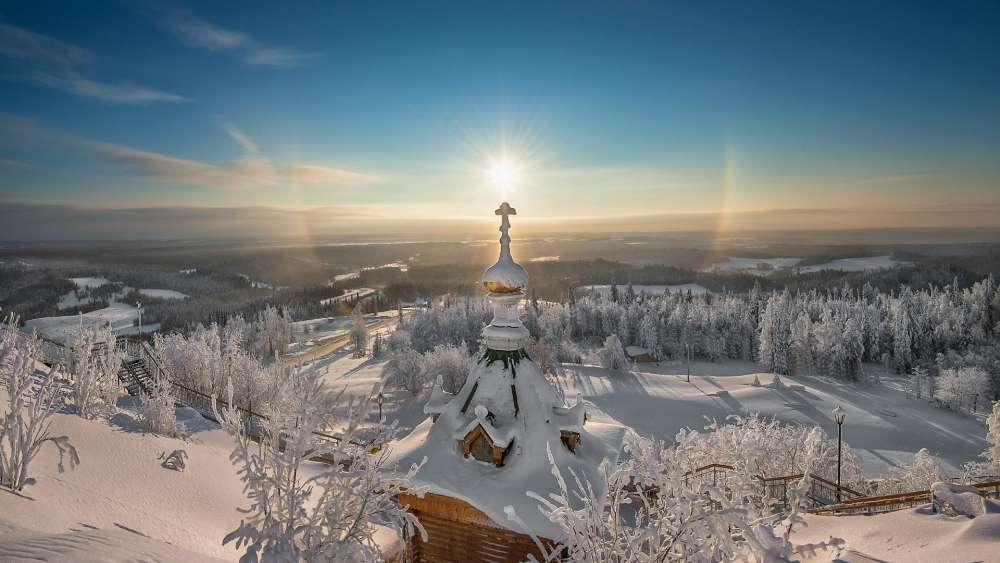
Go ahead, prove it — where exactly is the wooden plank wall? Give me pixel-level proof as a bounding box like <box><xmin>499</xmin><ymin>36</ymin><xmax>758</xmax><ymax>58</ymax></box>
<box><xmin>399</xmin><ymin>492</ymin><xmax>550</xmax><ymax>563</ymax></box>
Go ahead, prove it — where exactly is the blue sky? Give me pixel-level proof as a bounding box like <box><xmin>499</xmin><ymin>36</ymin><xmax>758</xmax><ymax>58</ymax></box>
<box><xmin>1</xmin><ymin>1</ymin><xmax>999</xmax><ymax>238</ymax></box>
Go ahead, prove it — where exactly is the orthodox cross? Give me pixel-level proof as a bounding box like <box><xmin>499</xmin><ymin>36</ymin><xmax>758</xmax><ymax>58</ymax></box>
<box><xmin>495</xmin><ymin>202</ymin><xmax>516</xmax><ymax>259</ymax></box>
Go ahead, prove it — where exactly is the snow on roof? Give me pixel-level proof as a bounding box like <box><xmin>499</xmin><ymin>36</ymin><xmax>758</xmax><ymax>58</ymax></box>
<box><xmin>389</xmin><ymin>358</ymin><xmax>630</xmax><ymax>539</ymax></box>
<box><xmin>453</xmin><ymin>404</ymin><xmax>515</xmax><ymax>448</ymax></box>
<box><xmin>552</xmin><ymin>392</ymin><xmax>586</xmax><ymax>432</ymax></box>
<box><xmin>423</xmin><ymin>375</ymin><xmax>453</xmax><ymax>415</ymax></box>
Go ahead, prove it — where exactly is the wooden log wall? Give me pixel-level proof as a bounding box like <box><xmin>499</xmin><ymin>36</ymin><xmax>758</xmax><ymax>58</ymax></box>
<box><xmin>398</xmin><ymin>492</ymin><xmax>551</xmax><ymax>563</ymax></box>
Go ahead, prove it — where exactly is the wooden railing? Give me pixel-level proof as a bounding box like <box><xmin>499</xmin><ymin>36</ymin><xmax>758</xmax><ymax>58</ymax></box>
<box><xmin>808</xmin><ymin>480</ymin><xmax>1000</xmax><ymax>516</ymax></box>
<box><xmin>7</xmin><ymin>325</ymin><xmax>374</xmax><ymax>462</ymax></box>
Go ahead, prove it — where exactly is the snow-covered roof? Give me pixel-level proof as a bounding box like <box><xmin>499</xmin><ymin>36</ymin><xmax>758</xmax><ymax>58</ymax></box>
<box><xmin>453</xmin><ymin>404</ymin><xmax>515</xmax><ymax>448</ymax></box>
<box><xmin>387</xmin><ymin>357</ymin><xmax>630</xmax><ymax>540</ymax></box>
<box><xmin>423</xmin><ymin>375</ymin><xmax>453</xmax><ymax>415</ymax></box>
<box><xmin>552</xmin><ymin>392</ymin><xmax>586</xmax><ymax>432</ymax></box>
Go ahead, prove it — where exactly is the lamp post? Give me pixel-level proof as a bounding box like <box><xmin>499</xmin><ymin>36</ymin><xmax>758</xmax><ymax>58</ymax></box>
<box><xmin>136</xmin><ymin>300</ymin><xmax>142</xmax><ymax>336</ymax></box>
<box><xmin>833</xmin><ymin>406</ymin><xmax>847</xmax><ymax>503</ymax></box>
<box><xmin>377</xmin><ymin>391</ymin><xmax>385</xmax><ymax>422</ymax></box>
<box><xmin>685</xmin><ymin>341</ymin><xmax>691</xmax><ymax>383</ymax></box>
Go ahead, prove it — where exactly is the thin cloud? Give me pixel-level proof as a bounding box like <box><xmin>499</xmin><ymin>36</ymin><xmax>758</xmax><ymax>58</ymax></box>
<box><xmin>157</xmin><ymin>6</ymin><xmax>320</xmax><ymax>68</ymax></box>
<box><xmin>0</xmin><ymin>22</ymin><xmax>186</xmax><ymax>104</ymax></box>
<box><xmin>28</xmin><ymin>70</ymin><xmax>188</xmax><ymax>104</ymax></box>
<box><xmin>287</xmin><ymin>164</ymin><xmax>381</xmax><ymax>186</ymax></box>
<box><xmin>0</xmin><ymin>23</ymin><xmax>92</xmax><ymax>65</ymax></box>
<box><xmin>0</xmin><ymin>157</ymin><xmax>33</xmax><ymax>170</ymax></box>
<box><xmin>853</xmin><ymin>174</ymin><xmax>930</xmax><ymax>185</ymax></box>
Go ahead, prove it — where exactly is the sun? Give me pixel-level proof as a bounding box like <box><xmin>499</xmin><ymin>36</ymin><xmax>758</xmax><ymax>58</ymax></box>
<box><xmin>487</xmin><ymin>159</ymin><xmax>518</xmax><ymax>199</ymax></box>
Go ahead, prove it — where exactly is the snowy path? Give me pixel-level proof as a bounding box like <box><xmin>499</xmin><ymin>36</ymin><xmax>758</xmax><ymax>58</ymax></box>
<box><xmin>556</xmin><ymin>361</ymin><xmax>987</xmax><ymax>476</ymax></box>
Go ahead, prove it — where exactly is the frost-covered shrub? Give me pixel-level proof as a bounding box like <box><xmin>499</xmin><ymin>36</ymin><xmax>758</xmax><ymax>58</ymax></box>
<box><xmin>153</xmin><ymin>320</ymin><xmax>279</xmax><ymax>411</ymax></box>
<box><xmin>214</xmin><ymin>368</ymin><xmax>424</xmax><ymax>561</ymax></box>
<box><xmin>525</xmin><ymin>338</ymin><xmax>558</xmax><ymax>375</ymax></box>
<box><xmin>516</xmin><ymin>430</ymin><xmax>844</xmax><ymax>562</ymax></box>
<box><xmin>422</xmin><ymin>344</ymin><xmax>473</xmax><ymax>394</ymax></box>
<box><xmin>350</xmin><ymin>308</ymin><xmax>368</xmax><ymax>358</ymax></box>
<box><xmin>386</xmin><ymin>349</ymin><xmax>425</xmax><ymax>395</ymax></box>
<box><xmin>138</xmin><ymin>378</ymin><xmax>182</xmax><ymax>437</ymax></box>
<box><xmin>0</xmin><ymin>316</ymin><xmax>79</xmax><ymax>491</ymax></box>
<box><xmin>386</xmin><ymin>329</ymin><xmax>412</xmax><ymax>354</ymax></box>
<box><xmin>934</xmin><ymin>367</ymin><xmax>993</xmax><ymax>414</ymax></box>
<box><xmin>68</xmin><ymin>323</ymin><xmax>123</xmax><ymax>418</ymax></box>
<box><xmin>556</xmin><ymin>338</ymin><xmax>582</xmax><ymax>364</ymax></box>
<box><xmin>674</xmin><ymin>414</ymin><xmax>865</xmax><ymax>488</ymax></box>
<box><xmin>875</xmin><ymin>448</ymin><xmax>947</xmax><ymax>495</ymax></box>
<box><xmin>598</xmin><ymin>334</ymin><xmax>627</xmax><ymax>371</ymax></box>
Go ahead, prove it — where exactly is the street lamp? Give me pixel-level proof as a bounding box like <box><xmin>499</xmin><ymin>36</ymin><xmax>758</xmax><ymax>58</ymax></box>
<box><xmin>377</xmin><ymin>391</ymin><xmax>385</xmax><ymax>422</ymax></box>
<box><xmin>685</xmin><ymin>341</ymin><xmax>691</xmax><ymax>383</ymax></box>
<box><xmin>136</xmin><ymin>301</ymin><xmax>142</xmax><ymax>336</ymax></box>
<box><xmin>832</xmin><ymin>406</ymin><xmax>847</xmax><ymax>503</ymax></box>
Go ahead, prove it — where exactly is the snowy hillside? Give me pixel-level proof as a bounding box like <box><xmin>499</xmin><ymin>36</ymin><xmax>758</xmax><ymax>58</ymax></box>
<box><xmin>555</xmin><ymin>361</ymin><xmax>986</xmax><ymax>475</ymax></box>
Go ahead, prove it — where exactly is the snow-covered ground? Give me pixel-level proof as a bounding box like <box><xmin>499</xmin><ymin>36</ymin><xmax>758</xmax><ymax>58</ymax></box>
<box><xmin>800</xmin><ymin>255</ymin><xmax>911</xmax><ymax>273</ymax></box>
<box><xmin>137</xmin><ymin>288</ymin><xmax>188</xmax><ymax>299</ymax></box>
<box><xmin>705</xmin><ymin>257</ymin><xmax>802</xmax><ymax>275</ymax></box>
<box><xmin>25</xmin><ymin>303</ymin><xmax>141</xmax><ymax>344</ymax></box>
<box><xmin>582</xmin><ymin>283</ymin><xmax>712</xmax><ymax>297</ymax></box>
<box><xmin>0</xmin><ymin>394</ymin><xmax>250</xmax><ymax>560</ymax></box>
<box><xmin>792</xmin><ymin>506</ymin><xmax>1000</xmax><ymax>562</ymax></box>
<box><xmin>58</xmin><ymin>278</ymin><xmax>188</xmax><ymax>310</ymax></box>
<box><xmin>70</xmin><ymin>277</ymin><xmax>111</xmax><ymax>289</ymax></box>
<box><xmin>305</xmin><ymin>353</ymin><xmax>986</xmax><ymax>477</ymax></box>
<box><xmin>554</xmin><ymin>361</ymin><xmax>987</xmax><ymax>475</ymax></box>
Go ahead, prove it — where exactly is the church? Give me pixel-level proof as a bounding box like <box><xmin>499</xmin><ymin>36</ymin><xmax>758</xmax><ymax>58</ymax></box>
<box><xmin>389</xmin><ymin>202</ymin><xmax>630</xmax><ymax>562</ymax></box>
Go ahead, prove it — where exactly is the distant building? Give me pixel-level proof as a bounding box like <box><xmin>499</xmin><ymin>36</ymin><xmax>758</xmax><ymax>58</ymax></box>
<box><xmin>625</xmin><ymin>345</ymin><xmax>655</xmax><ymax>363</ymax></box>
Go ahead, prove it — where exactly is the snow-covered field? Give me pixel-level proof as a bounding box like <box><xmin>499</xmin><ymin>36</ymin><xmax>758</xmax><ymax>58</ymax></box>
<box><xmin>582</xmin><ymin>283</ymin><xmax>712</xmax><ymax>297</ymax></box>
<box><xmin>705</xmin><ymin>257</ymin><xmax>802</xmax><ymax>274</ymax></box>
<box><xmin>555</xmin><ymin>361</ymin><xmax>987</xmax><ymax>475</ymax></box>
<box><xmin>58</xmin><ymin>278</ymin><xmax>188</xmax><ymax>310</ymax></box>
<box><xmin>25</xmin><ymin>303</ymin><xmax>141</xmax><ymax>344</ymax></box>
<box><xmin>138</xmin><ymin>288</ymin><xmax>188</xmax><ymax>299</ymax></box>
<box><xmin>70</xmin><ymin>277</ymin><xmax>111</xmax><ymax>289</ymax></box>
<box><xmin>309</xmin><ymin>353</ymin><xmax>986</xmax><ymax>477</ymax></box>
<box><xmin>800</xmin><ymin>255</ymin><xmax>910</xmax><ymax>273</ymax></box>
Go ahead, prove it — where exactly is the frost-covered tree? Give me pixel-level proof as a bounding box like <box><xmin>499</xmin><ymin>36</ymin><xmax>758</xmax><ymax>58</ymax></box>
<box><xmin>0</xmin><ymin>316</ymin><xmax>79</xmax><ymax>491</ymax></box>
<box><xmin>638</xmin><ymin>313</ymin><xmax>659</xmax><ymax>361</ymax></box>
<box><xmin>68</xmin><ymin>323</ymin><xmax>123</xmax><ymax>418</ymax></box>
<box><xmin>214</xmin><ymin>369</ymin><xmax>424</xmax><ymax>561</ymax></box>
<box><xmin>517</xmin><ymin>430</ymin><xmax>843</xmax><ymax>562</ymax></box>
<box><xmin>909</xmin><ymin>365</ymin><xmax>928</xmax><ymax>399</ymax></box>
<box><xmin>987</xmin><ymin>400</ymin><xmax>1000</xmax><ymax>465</ymax></box>
<box><xmin>350</xmin><ymin>308</ymin><xmax>368</xmax><ymax>359</ymax></box>
<box><xmin>875</xmin><ymin>448</ymin><xmax>946</xmax><ymax>495</ymax></box>
<box><xmin>935</xmin><ymin>367</ymin><xmax>992</xmax><ymax>414</ymax></box>
<box><xmin>789</xmin><ymin>310</ymin><xmax>812</xmax><ymax>374</ymax></box>
<box><xmin>422</xmin><ymin>344</ymin><xmax>473</xmax><ymax>394</ymax></box>
<box><xmin>385</xmin><ymin>348</ymin><xmax>425</xmax><ymax>395</ymax></box>
<box><xmin>137</xmin><ymin>372</ymin><xmax>181</xmax><ymax>437</ymax></box>
<box><xmin>598</xmin><ymin>334</ymin><xmax>627</xmax><ymax>371</ymax></box>
<box><xmin>842</xmin><ymin>318</ymin><xmax>865</xmax><ymax>381</ymax></box>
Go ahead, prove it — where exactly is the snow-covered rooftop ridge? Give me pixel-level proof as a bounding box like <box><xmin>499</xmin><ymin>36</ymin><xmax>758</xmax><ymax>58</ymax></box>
<box><xmin>552</xmin><ymin>392</ymin><xmax>586</xmax><ymax>432</ymax></box>
<box><xmin>423</xmin><ymin>374</ymin><xmax>452</xmax><ymax>415</ymax></box>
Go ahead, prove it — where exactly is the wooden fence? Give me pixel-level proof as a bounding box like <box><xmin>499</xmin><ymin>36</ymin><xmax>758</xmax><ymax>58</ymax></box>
<box><xmin>808</xmin><ymin>480</ymin><xmax>1000</xmax><ymax>515</ymax></box>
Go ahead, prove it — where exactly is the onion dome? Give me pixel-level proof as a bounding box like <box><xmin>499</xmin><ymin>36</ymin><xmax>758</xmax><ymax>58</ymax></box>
<box><xmin>482</xmin><ymin>202</ymin><xmax>528</xmax><ymax>294</ymax></box>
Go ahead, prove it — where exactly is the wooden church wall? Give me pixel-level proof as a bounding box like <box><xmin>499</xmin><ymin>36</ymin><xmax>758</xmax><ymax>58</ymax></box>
<box><xmin>398</xmin><ymin>492</ymin><xmax>549</xmax><ymax>563</ymax></box>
